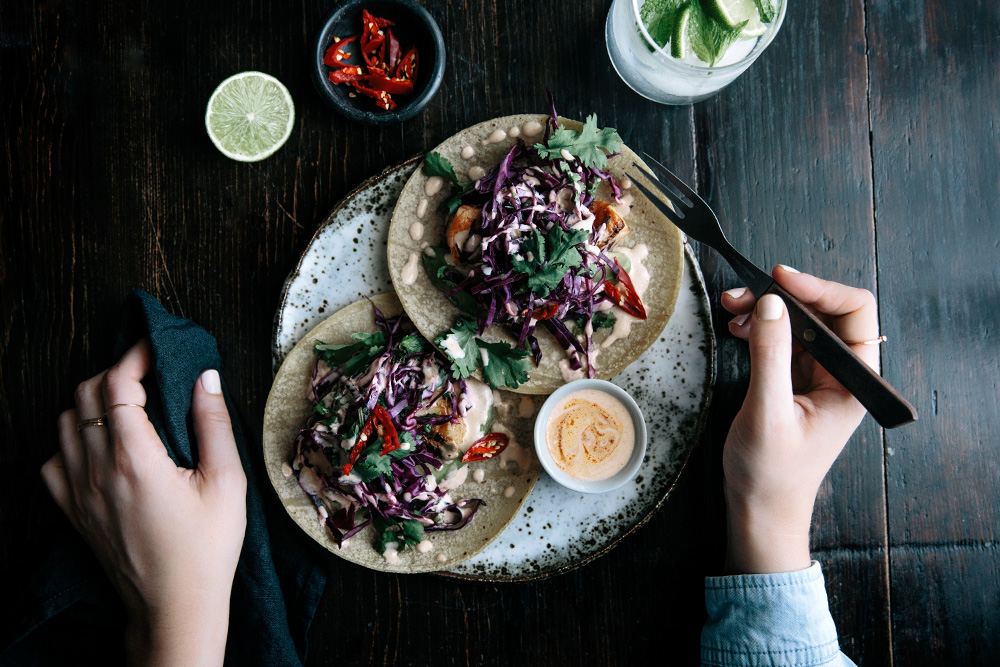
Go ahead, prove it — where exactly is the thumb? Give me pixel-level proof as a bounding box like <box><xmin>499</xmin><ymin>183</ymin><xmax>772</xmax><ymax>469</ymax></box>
<box><xmin>191</xmin><ymin>369</ymin><xmax>244</xmax><ymax>479</ymax></box>
<box><xmin>745</xmin><ymin>294</ymin><xmax>794</xmax><ymax>415</ymax></box>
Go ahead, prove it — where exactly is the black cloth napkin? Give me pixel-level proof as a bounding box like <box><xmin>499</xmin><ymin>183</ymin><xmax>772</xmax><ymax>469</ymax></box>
<box><xmin>2</xmin><ymin>290</ymin><xmax>327</xmax><ymax>666</ymax></box>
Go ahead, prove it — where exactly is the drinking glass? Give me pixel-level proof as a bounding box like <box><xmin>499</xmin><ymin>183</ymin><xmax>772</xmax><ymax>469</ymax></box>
<box><xmin>605</xmin><ymin>0</ymin><xmax>788</xmax><ymax>105</ymax></box>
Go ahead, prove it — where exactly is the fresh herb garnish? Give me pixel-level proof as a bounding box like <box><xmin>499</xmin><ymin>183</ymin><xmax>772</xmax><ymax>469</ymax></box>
<box><xmin>315</xmin><ymin>332</ymin><xmax>387</xmax><ymax>376</ymax></box>
<box><xmin>534</xmin><ymin>114</ymin><xmax>623</xmax><ymax>170</ymax></box>
<box><xmin>423</xmin><ymin>152</ymin><xmax>465</xmax><ymax>214</ymax></box>
<box><xmin>639</xmin><ymin>0</ymin><xmax>687</xmax><ymax>50</ymax></box>
<box><xmin>373</xmin><ymin>516</ymin><xmax>426</xmax><ymax>553</ymax></box>
<box><xmin>592</xmin><ymin>311</ymin><xmax>617</xmax><ymax>329</ymax></box>
<box><xmin>422</xmin><ymin>247</ymin><xmax>477</xmax><ymax>315</ymax></box>
<box><xmin>477</xmin><ymin>339</ymin><xmax>531</xmax><ymax>389</ymax></box>
<box><xmin>435</xmin><ymin>318</ymin><xmax>531</xmax><ymax>389</ymax></box>
<box><xmin>396</xmin><ymin>333</ymin><xmax>430</xmax><ymax>357</ymax></box>
<box><xmin>511</xmin><ymin>226</ymin><xmax>589</xmax><ymax>298</ymax></box>
<box><xmin>351</xmin><ymin>440</ymin><xmax>394</xmax><ymax>483</ymax></box>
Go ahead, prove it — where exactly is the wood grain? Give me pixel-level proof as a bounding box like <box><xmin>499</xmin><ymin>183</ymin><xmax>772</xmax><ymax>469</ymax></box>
<box><xmin>867</xmin><ymin>0</ymin><xmax>1000</xmax><ymax>663</ymax></box>
<box><xmin>2</xmin><ymin>0</ymin><xmax>998</xmax><ymax>663</ymax></box>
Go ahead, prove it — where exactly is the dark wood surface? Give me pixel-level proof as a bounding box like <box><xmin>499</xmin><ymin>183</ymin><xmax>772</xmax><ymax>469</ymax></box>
<box><xmin>2</xmin><ymin>0</ymin><xmax>997</xmax><ymax>665</ymax></box>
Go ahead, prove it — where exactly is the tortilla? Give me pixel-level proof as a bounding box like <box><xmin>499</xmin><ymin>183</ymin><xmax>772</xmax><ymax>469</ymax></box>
<box><xmin>263</xmin><ymin>293</ymin><xmax>540</xmax><ymax>573</ymax></box>
<box><xmin>387</xmin><ymin>114</ymin><xmax>684</xmax><ymax>394</ymax></box>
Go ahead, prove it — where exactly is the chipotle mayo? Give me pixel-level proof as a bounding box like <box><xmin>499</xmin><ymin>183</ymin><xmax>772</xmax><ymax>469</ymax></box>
<box><xmin>545</xmin><ymin>389</ymin><xmax>634</xmax><ymax>481</ymax></box>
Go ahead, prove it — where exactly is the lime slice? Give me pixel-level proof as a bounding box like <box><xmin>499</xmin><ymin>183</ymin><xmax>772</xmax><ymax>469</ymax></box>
<box><xmin>671</xmin><ymin>3</ymin><xmax>693</xmax><ymax>59</ymax></box>
<box><xmin>205</xmin><ymin>71</ymin><xmax>295</xmax><ymax>162</ymax></box>
<box><xmin>700</xmin><ymin>0</ymin><xmax>765</xmax><ymax>34</ymax></box>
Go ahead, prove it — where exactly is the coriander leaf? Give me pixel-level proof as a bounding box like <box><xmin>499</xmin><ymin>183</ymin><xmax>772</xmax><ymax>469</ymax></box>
<box><xmin>423</xmin><ymin>152</ymin><xmax>461</xmax><ymax>185</ymax></box>
<box><xmin>315</xmin><ymin>332</ymin><xmax>386</xmax><ymax>376</ymax></box>
<box><xmin>445</xmin><ymin>190</ymin><xmax>463</xmax><ymax>215</ymax></box>
<box><xmin>534</xmin><ymin>114</ymin><xmax>624</xmax><ymax>170</ymax></box>
<box><xmin>592</xmin><ymin>311</ymin><xmax>616</xmax><ymax>329</ymax></box>
<box><xmin>422</xmin><ymin>247</ymin><xmax>476</xmax><ymax>315</ymax></box>
<box><xmin>547</xmin><ymin>225</ymin><xmax>589</xmax><ymax>268</ymax></box>
<box><xmin>396</xmin><ymin>333</ymin><xmax>429</xmax><ymax>357</ymax></box>
<box><xmin>400</xmin><ymin>519</ymin><xmax>426</xmax><ymax>547</ymax></box>
<box><xmin>478</xmin><ymin>339</ymin><xmax>531</xmax><ymax>389</ymax></box>
<box><xmin>352</xmin><ymin>443</ymin><xmax>394</xmax><ymax>483</ymax></box>
<box><xmin>434</xmin><ymin>318</ymin><xmax>480</xmax><ymax>379</ymax></box>
<box><xmin>526</xmin><ymin>264</ymin><xmax>567</xmax><ymax>297</ymax></box>
<box><xmin>510</xmin><ymin>230</ymin><xmax>546</xmax><ymax>275</ymax></box>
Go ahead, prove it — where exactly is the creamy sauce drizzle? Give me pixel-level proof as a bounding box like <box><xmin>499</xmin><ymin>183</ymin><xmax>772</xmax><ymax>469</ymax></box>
<box><xmin>507</xmin><ymin>126</ymin><xmax>520</xmax><ymax>138</ymax></box>
<box><xmin>401</xmin><ymin>252</ymin><xmax>420</xmax><ymax>285</ymax></box>
<box><xmin>521</xmin><ymin>120</ymin><xmax>543</xmax><ymax>137</ymax></box>
<box><xmin>503</xmin><ymin>485</ymin><xmax>515</xmax><ymax>498</ymax></box>
<box><xmin>602</xmin><ymin>243</ymin><xmax>650</xmax><ymax>348</ymax></box>
<box><xmin>436</xmin><ymin>553</ymin><xmax>448</xmax><ymax>563</ymax></box>
<box><xmin>472</xmin><ymin>468</ymin><xmax>486</xmax><ymax>483</ymax></box>
<box><xmin>468</xmin><ymin>165</ymin><xmax>486</xmax><ymax>181</ymax></box>
<box><xmin>481</xmin><ymin>128</ymin><xmax>508</xmax><ymax>145</ymax></box>
<box><xmin>461</xmin><ymin>145</ymin><xmax>475</xmax><ymax>159</ymax></box>
<box><xmin>424</xmin><ymin>176</ymin><xmax>444</xmax><ymax>196</ymax></box>
<box><xmin>416</xmin><ymin>540</ymin><xmax>433</xmax><ymax>553</ymax></box>
<box><xmin>408</xmin><ymin>221</ymin><xmax>424</xmax><ymax>241</ymax></box>
<box><xmin>545</xmin><ymin>389</ymin><xmax>635</xmax><ymax>481</ymax></box>
<box><xmin>416</xmin><ymin>198</ymin><xmax>429</xmax><ymax>218</ymax></box>
<box><xmin>459</xmin><ymin>379</ymin><xmax>493</xmax><ymax>452</ymax></box>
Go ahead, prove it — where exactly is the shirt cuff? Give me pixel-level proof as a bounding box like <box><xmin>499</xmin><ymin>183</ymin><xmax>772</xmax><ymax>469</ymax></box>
<box><xmin>701</xmin><ymin>562</ymin><xmax>842</xmax><ymax>667</ymax></box>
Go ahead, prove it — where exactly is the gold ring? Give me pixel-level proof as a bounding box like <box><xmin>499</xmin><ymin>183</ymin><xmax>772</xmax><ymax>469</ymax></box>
<box><xmin>846</xmin><ymin>335</ymin><xmax>887</xmax><ymax>346</ymax></box>
<box><xmin>107</xmin><ymin>403</ymin><xmax>145</xmax><ymax>411</ymax></box>
<box><xmin>77</xmin><ymin>417</ymin><xmax>107</xmax><ymax>431</ymax></box>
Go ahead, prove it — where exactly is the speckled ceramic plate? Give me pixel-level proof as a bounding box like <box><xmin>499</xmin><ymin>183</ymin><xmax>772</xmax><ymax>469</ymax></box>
<box><xmin>272</xmin><ymin>159</ymin><xmax>715</xmax><ymax>581</ymax></box>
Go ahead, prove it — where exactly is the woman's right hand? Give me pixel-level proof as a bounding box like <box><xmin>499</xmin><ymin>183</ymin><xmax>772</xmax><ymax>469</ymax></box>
<box><xmin>718</xmin><ymin>266</ymin><xmax>880</xmax><ymax>575</ymax></box>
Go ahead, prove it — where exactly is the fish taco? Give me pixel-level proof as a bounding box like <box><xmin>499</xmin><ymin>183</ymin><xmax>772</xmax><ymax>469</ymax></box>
<box><xmin>387</xmin><ymin>104</ymin><xmax>684</xmax><ymax>394</ymax></box>
<box><xmin>264</xmin><ymin>293</ymin><xmax>539</xmax><ymax>573</ymax></box>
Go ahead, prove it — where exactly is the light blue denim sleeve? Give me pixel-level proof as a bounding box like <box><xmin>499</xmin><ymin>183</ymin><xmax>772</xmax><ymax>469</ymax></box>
<box><xmin>701</xmin><ymin>562</ymin><xmax>857</xmax><ymax>667</ymax></box>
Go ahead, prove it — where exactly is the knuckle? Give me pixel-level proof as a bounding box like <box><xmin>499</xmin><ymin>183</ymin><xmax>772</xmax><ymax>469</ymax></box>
<box><xmin>74</xmin><ymin>380</ymin><xmax>95</xmax><ymax>406</ymax></box>
<box><xmin>102</xmin><ymin>366</ymin><xmax>126</xmax><ymax>396</ymax></box>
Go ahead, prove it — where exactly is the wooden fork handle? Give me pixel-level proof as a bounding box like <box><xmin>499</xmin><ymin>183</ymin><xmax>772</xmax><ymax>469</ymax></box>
<box><xmin>762</xmin><ymin>282</ymin><xmax>918</xmax><ymax>429</ymax></box>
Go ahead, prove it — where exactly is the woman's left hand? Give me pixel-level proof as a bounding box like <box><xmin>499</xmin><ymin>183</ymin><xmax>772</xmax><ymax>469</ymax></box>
<box><xmin>41</xmin><ymin>339</ymin><xmax>247</xmax><ymax>667</ymax></box>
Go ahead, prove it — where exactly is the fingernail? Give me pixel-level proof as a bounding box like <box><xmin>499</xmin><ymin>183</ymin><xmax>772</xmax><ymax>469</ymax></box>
<box><xmin>724</xmin><ymin>286</ymin><xmax>747</xmax><ymax>299</ymax></box>
<box><xmin>756</xmin><ymin>294</ymin><xmax>785</xmax><ymax>321</ymax></box>
<box><xmin>778</xmin><ymin>264</ymin><xmax>800</xmax><ymax>273</ymax></box>
<box><xmin>201</xmin><ymin>369</ymin><xmax>222</xmax><ymax>395</ymax></box>
<box><xmin>731</xmin><ymin>313</ymin><xmax>750</xmax><ymax>326</ymax></box>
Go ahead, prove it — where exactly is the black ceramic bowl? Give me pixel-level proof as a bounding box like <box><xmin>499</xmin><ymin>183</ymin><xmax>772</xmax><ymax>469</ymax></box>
<box><xmin>311</xmin><ymin>0</ymin><xmax>445</xmax><ymax>125</ymax></box>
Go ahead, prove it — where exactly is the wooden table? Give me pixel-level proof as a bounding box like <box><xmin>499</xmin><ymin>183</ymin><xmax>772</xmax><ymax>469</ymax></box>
<box><xmin>3</xmin><ymin>0</ymin><xmax>998</xmax><ymax>664</ymax></box>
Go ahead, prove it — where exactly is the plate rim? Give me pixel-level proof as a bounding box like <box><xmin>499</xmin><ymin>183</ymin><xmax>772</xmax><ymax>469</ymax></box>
<box><xmin>271</xmin><ymin>153</ymin><xmax>424</xmax><ymax>372</ymax></box>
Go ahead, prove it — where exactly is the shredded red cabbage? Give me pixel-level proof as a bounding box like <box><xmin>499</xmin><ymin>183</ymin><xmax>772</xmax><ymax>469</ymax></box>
<box><xmin>290</xmin><ymin>303</ymin><xmax>485</xmax><ymax>551</ymax></box>
<box><xmin>437</xmin><ymin>96</ymin><xmax>627</xmax><ymax>378</ymax></box>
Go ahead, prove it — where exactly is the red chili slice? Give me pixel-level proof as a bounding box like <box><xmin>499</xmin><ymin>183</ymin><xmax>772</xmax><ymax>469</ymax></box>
<box><xmin>602</xmin><ymin>259</ymin><xmax>647</xmax><ymax>320</ymax></box>
<box><xmin>527</xmin><ymin>303</ymin><xmax>559</xmax><ymax>320</ymax></box>
<box><xmin>385</xmin><ymin>28</ymin><xmax>401</xmax><ymax>73</ymax></box>
<box><xmin>328</xmin><ymin>66</ymin><xmax>365</xmax><ymax>84</ymax></box>
<box><xmin>372</xmin><ymin>405</ymin><xmax>401</xmax><ymax>456</ymax></box>
<box><xmin>365</xmin><ymin>67</ymin><xmax>414</xmax><ymax>95</ymax></box>
<box><xmin>323</xmin><ymin>35</ymin><xmax>358</xmax><ymax>68</ymax></box>
<box><xmin>362</xmin><ymin>9</ymin><xmax>395</xmax><ymax>30</ymax></box>
<box><xmin>342</xmin><ymin>405</ymin><xmax>400</xmax><ymax>474</ymax></box>
<box><xmin>397</xmin><ymin>47</ymin><xmax>418</xmax><ymax>80</ymax></box>
<box><xmin>461</xmin><ymin>433</ymin><xmax>510</xmax><ymax>463</ymax></box>
<box><xmin>351</xmin><ymin>81</ymin><xmax>397</xmax><ymax>110</ymax></box>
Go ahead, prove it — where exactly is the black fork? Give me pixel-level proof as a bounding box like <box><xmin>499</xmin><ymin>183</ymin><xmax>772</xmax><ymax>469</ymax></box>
<box><xmin>628</xmin><ymin>154</ymin><xmax>917</xmax><ymax>429</ymax></box>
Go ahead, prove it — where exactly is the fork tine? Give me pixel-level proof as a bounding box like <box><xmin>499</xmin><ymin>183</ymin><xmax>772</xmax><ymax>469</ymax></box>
<box><xmin>640</xmin><ymin>152</ymin><xmax>699</xmax><ymax>201</ymax></box>
<box><xmin>627</xmin><ymin>173</ymin><xmax>687</xmax><ymax>227</ymax></box>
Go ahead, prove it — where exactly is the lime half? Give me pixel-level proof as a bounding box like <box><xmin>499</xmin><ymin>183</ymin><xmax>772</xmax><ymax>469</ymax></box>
<box><xmin>701</xmin><ymin>0</ymin><xmax>766</xmax><ymax>36</ymax></box>
<box><xmin>205</xmin><ymin>71</ymin><xmax>295</xmax><ymax>162</ymax></box>
<box><xmin>671</xmin><ymin>3</ymin><xmax>693</xmax><ymax>59</ymax></box>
